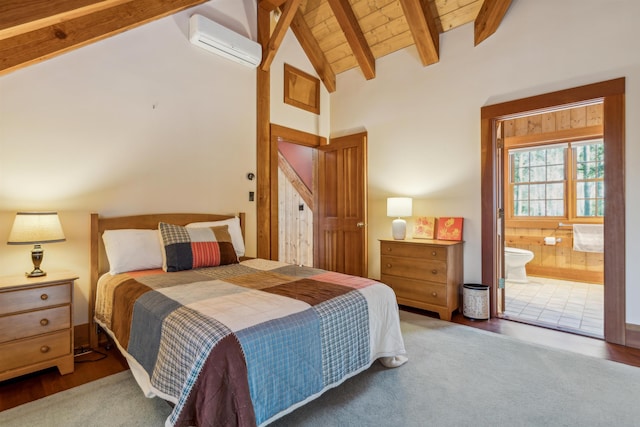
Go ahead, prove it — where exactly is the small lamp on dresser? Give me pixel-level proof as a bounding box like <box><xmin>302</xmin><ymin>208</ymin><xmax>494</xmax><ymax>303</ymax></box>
<box><xmin>387</xmin><ymin>197</ymin><xmax>412</xmax><ymax>240</ymax></box>
<box><xmin>7</xmin><ymin>211</ymin><xmax>66</xmax><ymax>277</ymax></box>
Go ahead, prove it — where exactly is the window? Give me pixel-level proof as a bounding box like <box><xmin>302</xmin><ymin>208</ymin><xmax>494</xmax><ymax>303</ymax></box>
<box><xmin>511</xmin><ymin>144</ymin><xmax>566</xmax><ymax>217</ymax></box>
<box><xmin>574</xmin><ymin>141</ymin><xmax>605</xmax><ymax>217</ymax></box>
<box><xmin>507</xmin><ymin>139</ymin><xmax>604</xmax><ymax>221</ymax></box>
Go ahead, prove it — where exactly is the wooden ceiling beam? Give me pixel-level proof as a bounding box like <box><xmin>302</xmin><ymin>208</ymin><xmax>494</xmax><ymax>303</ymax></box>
<box><xmin>474</xmin><ymin>0</ymin><xmax>512</xmax><ymax>46</ymax></box>
<box><xmin>399</xmin><ymin>0</ymin><xmax>440</xmax><ymax>66</ymax></box>
<box><xmin>258</xmin><ymin>0</ymin><xmax>288</xmax><ymax>12</ymax></box>
<box><xmin>327</xmin><ymin>0</ymin><xmax>375</xmax><ymax>80</ymax></box>
<box><xmin>290</xmin><ymin>10</ymin><xmax>336</xmax><ymax>93</ymax></box>
<box><xmin>0</xmin><ymin>0</ymin><xmax>133</xmax><ymax>39</ymax></box>
<box><xmin>260</xmin><ymin>0</ymin><xmax>301</xmax><ymax>72</ymax></box>
<box><xmin>0</xmin><ymin>0</ymin><xmax>207</xmax><ymax>76</ymax></box>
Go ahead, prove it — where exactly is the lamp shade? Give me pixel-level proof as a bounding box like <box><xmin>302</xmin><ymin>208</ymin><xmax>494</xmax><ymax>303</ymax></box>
<box><xmin>7</xmin><ymin>212</ymin><xmax>66</xmax><ymax>245</ymax></box>
<box><xmin>387</xmin><ymin>197</ymin><xmax>412</xmax><ymax>218</ymax></box>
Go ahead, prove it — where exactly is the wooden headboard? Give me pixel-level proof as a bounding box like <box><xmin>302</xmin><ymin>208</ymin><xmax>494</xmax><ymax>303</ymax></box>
<box><xmin>89</xmin><ymin>212</ymin><xmax>245</xmax><ymax>349</ymax></box>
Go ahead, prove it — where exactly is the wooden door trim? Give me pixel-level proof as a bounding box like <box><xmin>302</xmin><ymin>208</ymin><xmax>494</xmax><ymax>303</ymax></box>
<box><xmin>269</xmin><ymin>124</ymin><xmax>326</xmax><ymax>260</ymax></box>
<box><xmin>480</xmin><ymin>77</ymin><xmax>625</xmax><ymax>345</ymax></box>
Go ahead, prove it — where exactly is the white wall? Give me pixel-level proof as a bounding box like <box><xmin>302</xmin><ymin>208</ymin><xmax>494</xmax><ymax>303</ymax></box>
<box><xmin>330</xmin><ymin>0</ymin><xmax>640</xmax><ymax>323</ymax></box>
<box><xmin>0</xmin><ymin>0</ymin><xmax>260</xmax><ymax>324</ymax></box>
<box><xmin>271</xmin><ymin>31</ymin><xmax>330</xmax><ymax>137</ymax></box>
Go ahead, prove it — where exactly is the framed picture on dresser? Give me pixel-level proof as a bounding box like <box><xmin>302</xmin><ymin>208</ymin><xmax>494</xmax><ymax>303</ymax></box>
<box><xmin>413</xmin><ymin>216</ymin><xmax>436</xmax><ymax>239</ymax></box>
<box><xmin>436</xmin><ymin>217</ymin><xmax>464</xmax><ymax>241</ymax></box>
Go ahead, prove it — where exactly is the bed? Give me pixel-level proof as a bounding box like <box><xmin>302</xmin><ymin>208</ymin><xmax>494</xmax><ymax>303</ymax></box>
<box><xmin>89</xmin><ymin>212</ymin><xmax>407</xmax><ymax>427</ymax></box>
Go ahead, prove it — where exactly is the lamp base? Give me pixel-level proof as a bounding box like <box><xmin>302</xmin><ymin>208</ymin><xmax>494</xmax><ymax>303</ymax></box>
<box><xmin>391</xmin><ymin>218</ymin><xmax>407</xmax><ymax>240</ymax></box>
<box><xmin>27</xmin><ymin>244</ymin><xmax>47</xmax><ymax>277</ymax></box>
<box><xmin>26</xmin><ymin>268</ymin><xmax>47</xmax><ymax>278</ymax></box>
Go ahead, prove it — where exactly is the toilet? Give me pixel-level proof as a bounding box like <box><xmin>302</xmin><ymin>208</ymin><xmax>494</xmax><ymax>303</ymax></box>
<box><xmin>504</xmin><ymin>247</ymin><xmax>534</xmax><ymax>283</ymax></box>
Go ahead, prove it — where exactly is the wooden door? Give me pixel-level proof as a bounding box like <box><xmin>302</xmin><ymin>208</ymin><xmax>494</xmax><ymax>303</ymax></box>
<box><xmin>316</xmin><ymin>132</ymin><xmax>368</xmax><ymax>276</ymax></box>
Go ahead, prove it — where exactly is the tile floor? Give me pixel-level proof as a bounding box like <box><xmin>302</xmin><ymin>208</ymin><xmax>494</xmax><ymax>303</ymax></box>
<box><xmin>503</xmin><ymin>276</ymin><xmax>604</xmax><ymax>338</ymax></box>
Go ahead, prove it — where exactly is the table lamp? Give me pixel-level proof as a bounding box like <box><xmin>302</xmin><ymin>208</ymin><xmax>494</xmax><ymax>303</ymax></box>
<box><xmin>387</xmin><ymin>197</ymin><xmax>412</xmax><ymax>240</ymax></box>
<box><xmin>7</xmin><ymin>212</ymin><xmax>66</xmax><ymax>277</ymax></box>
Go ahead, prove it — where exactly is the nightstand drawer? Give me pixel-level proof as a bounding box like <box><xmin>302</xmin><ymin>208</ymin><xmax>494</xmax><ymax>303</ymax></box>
<box><xmin>381</xmin><ymin>256</ymin><xmax>447</xmax><ymax>283</ymax></box>
<box><xmin>0</xmin><ymin>330</ymin><xmax>71</xmax><ymax>373</ymax></box>
<box><xmin>381</xmin><ymin>241</ymin><xmax>448</xmax><ymax>261</ymax></box>
<box><xmin>0</xmin><ymin>283</ymin><xmax>71</xmax><ymax>315</ymax></box>
<box><xmin>382</xmin><ymin>275</ymin><xmax>447</xmax><ymax>306</ymax></box>
<box><xmin>0</xmin><ymin>305</ymin><xmax>71</xmax><ymax>343</ymax></box>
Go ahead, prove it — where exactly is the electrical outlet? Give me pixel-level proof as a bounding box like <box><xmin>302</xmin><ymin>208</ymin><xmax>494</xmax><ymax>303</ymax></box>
<box><xmin>74</xmin><ymin>346</ymin><xmax>92</xmax><ymax>356</ymax></box>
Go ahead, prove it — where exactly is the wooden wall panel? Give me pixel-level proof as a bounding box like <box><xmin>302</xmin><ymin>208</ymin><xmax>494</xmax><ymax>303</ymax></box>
<box><xmin>503</xmin><ymin>104</ymin><xmax>603</xmax><ymax>138</ymax></box>
<box><xmin>505</xmin><ymin>226</ymin><xmax>604</xmax><ymax>283</ymax></box>
<box><xmin>278</xmin><ymin>166</ymin><xmax>314</xmax><ymax>267</ymax></box>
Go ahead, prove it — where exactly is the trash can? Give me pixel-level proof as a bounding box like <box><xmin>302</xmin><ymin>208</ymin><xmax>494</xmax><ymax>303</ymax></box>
<box><xmin>463</xmin><ymin>283</ymin><xmax>490</xmax><ymax>320</ymax></box>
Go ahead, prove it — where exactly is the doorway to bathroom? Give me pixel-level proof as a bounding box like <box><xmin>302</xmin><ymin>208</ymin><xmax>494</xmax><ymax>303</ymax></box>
<box><xmin>499</xmin><ymin>106</ymin><xmax>605</xmax><ymax>338</ymax></box>
<box><xmin>480</xmin><ymin>78</ymin><xmax>626</xmax><ymax>345</ymax></box>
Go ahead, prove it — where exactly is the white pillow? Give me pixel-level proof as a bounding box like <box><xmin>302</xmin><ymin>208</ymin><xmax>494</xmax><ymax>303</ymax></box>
<box><xmin>102</xmin><ymin>229</ymin><xmax>163</xmax><ymax>274</ymax></box>
<box><xmin>186</xmin><ymin>217</ymin><xmax>245</xmax><ymax>257</ymax></box>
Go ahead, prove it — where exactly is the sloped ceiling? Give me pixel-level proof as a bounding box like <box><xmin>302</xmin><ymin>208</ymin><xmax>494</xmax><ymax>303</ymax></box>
<box><xmin>0</xmin><ymin>0</ymin><xmax>512</xmax><ymax>92</ymax></box>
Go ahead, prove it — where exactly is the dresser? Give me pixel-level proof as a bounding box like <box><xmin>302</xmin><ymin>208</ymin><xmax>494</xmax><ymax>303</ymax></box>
<box><xmin>380</xmin><ymin>239</ymin><xmax>463</xmax><ymax>321</ymax></box>
<box><xmin>0</xmin><ymin>272</ymin><xmax>77</xmax><ymax>381</ymax></box>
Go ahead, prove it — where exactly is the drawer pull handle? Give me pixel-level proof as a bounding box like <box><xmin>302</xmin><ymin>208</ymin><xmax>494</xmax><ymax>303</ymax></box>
<box><xmin>387</xmin><ymin>247</ymin><xmax>392</xmax><ymax>252</ymax></box>
<box><xmin>40</xmin><ymin>294</ymin><xmax>49</xmax><ymax>301</ymax></box>
<box><xmin>386</xmin><ymin>264</ymin><xmax>392</xmax><ymax>268</ymax></box>
<box><xmin>431</xmin><ymin>251</ymin><xmax>437</xmax><ymax>256</ymax></box>
<box><xmin>431</xmin><ymin>292</ymin><xmax>438</xmax><ymax>297</ymax></box>
<box><xmin>431</xmin><ymin>269</ymin><xmax>438</xmax><ymax>275</ymax></box>
<box><xmin>40</xmin><ymin>318</ymin><xmax>49</xmax><ymax>326</ymax></box>
<box><xmin>40</xmin><ymin>345</ymin><xmax>50</xmax><ymax>353</ymax></box>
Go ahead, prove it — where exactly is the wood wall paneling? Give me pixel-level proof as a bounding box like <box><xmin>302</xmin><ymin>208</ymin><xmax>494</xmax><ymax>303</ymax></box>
<box><xmin>278</xmin><ymin>152</ymin><xmax>314</xmax><ymax>267</ymax></box>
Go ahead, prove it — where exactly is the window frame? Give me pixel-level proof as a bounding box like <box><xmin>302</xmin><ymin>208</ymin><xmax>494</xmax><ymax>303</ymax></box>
<box><xmin>504</xmin><ymin>135</ymin><xmax>604</xmax><ymax>228</ymax></box>
<box><xmin>573</xmin><ymin>140</ymin><xmax>605</xmax><ymax>218</ymax></box>
<box><xmin>509</xmin><ymin>143</ymin><xmax>568</xmax><ymax>218</ymax></box>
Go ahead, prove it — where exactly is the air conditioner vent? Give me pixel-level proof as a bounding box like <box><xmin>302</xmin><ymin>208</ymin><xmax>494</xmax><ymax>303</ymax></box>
<box><xmin>189</xmin><ymin>14</ymin><xmax>261</xmax><ymax>68</ymax></box>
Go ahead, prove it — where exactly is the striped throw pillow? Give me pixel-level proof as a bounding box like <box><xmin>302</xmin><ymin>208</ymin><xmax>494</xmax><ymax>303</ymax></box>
<box><xmin>158</xmin><ymin>222</ymin><xmax>238</xmax><ymax>272</ymax></box>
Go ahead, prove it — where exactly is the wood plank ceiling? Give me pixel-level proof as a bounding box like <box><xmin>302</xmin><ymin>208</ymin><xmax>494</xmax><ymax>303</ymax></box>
<box><xmin>0</xmin><ymin>0</ymin><xmax>512</xmax><ymax>92</ymax></box>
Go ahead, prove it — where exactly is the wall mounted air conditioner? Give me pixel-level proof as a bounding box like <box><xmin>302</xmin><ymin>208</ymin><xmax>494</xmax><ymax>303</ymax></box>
<box><xmin>189</xmin><ymin>14</ymin><xmax>262</xmax><ymax>68</ymax></box>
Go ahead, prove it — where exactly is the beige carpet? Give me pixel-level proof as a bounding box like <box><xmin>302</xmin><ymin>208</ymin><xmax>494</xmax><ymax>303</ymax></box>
<box><xmin>2</xmin><ymin>311</ymin><xmax>640</xmax><ymax>426</ymax></box>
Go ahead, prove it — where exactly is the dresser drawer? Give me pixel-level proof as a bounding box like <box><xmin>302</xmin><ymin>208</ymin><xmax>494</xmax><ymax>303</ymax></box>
<box><xmin>0</xmin><ymin>305</ymin><xmax>71</xmax><ymax>343</ymax></box>
<box><xmin>0</xmin><ymin>283</ymin><xmax>71</xmax><ymax>315</ymax></box>
<box><xmin>0</xmin><ymin>330</ymin><xmax>71</xmax><ymax>373</ymax></box>
<box><xmin>381</xmin><ymin>255</ymin><xmax>447</xmax><ymax>283</ymax></box>
<box><xmin>380</xmin><ymin>241</ymin><xmax>448</xmax><ymax>261</ymax></box>
<box><xmin>382</xmin><ymin>274</ymin><xmax>447</xmax><ymax>307</ymax></box>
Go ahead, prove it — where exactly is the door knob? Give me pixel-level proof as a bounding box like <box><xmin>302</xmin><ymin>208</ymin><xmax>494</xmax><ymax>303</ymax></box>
<box><xmin>356</xmin><ymin>222</ymin><xmax>365</xmax><ymax>228</ymax></box>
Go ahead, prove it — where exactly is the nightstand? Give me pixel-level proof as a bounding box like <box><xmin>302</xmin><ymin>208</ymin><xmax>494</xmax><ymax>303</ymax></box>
<box><xmin>380</xmin><ymin>239</ymin><xmax>463</xmax><ymax>321</ymax></box>
<box><xmin>0</xmin><ymin>271</ymin><xmax>77</xmax><ymax>381</ymax></box>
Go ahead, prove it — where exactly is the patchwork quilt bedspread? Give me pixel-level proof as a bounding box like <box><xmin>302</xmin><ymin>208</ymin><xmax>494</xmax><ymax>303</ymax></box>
<box><xmin>94</xmin><ymin>258</ymin><xmax>407</xmax><ymax>427</ymax></box>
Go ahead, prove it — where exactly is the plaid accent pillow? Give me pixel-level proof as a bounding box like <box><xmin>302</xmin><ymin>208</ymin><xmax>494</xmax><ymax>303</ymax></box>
<box><xmin>158</xmin><ymin>222</ymin><xmax>238</xmax><ymax>272</ymax></box>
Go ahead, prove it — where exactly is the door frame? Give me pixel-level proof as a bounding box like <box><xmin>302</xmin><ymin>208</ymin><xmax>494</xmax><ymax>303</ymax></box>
<box><xmin>269</xmin><ymin>124</ymin><xmax>327</xmax><ymax>260</ymax></box>
<box><xmin>480</xmin><ymin>78</ymin><xmax>626</xmax><ymax>344</ymax></box>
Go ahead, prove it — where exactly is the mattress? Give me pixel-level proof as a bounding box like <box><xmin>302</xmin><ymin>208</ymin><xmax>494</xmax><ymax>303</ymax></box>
<box><xmin>94</xmin><ymin>258</ymin><xmax>407</xmax><ymax>426</ymax></box>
